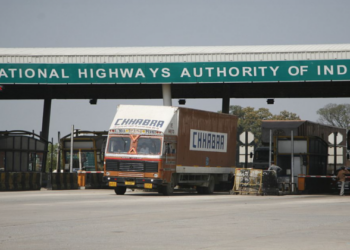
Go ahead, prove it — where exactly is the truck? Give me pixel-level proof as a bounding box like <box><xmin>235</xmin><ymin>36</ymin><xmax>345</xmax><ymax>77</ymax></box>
<box><xmin>103</xmin><ymin>105</ymin><xmax>238</xmax><ymax>195</ymax></box>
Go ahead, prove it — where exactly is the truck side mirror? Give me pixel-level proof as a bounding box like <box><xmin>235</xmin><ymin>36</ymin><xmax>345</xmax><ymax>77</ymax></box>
<box><xmin>249</xmin><ymin>152</ymin><xmax>253</xmax><ymax>158</ymax></box>
<box><xmin>166</xmin><ymin>143</ymin><xmax>170</xmax><ymax>154</ymax></box>
<box><xmin>101</xmin><ymin>140</ymin><xmax>106</xmax><ymax>162</ymax></box>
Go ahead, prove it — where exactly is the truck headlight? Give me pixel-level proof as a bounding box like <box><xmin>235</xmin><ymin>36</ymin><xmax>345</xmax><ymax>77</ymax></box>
<box><xmin>106</xmin><ymin>172</ymin><xmax>110</xmax><ymax>176</ymax></box>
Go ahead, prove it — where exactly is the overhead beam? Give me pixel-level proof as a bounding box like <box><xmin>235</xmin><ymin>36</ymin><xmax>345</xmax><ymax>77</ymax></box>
<box><xmin>1</xmin><ymin>81</ymin><xmax>350</xmax><ymax>100</ymax></box>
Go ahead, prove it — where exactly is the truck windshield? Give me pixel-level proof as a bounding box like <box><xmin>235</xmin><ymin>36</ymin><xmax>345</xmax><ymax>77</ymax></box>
<box><xmin>108</xmin><ymin>137</ymin><xmax>131</xmax><ymax>154</ymax></box>
<box><xmin>137</xmin><ymin>137</ymin><xmax>161</xmax><ymax>155</ymax></box>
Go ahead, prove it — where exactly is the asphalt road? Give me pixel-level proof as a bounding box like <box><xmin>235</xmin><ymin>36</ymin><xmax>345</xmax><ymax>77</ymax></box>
<box><xmin>1</xmin><ymin>189</ymin><xmax>350</xmax><ymax>250</ymax></box>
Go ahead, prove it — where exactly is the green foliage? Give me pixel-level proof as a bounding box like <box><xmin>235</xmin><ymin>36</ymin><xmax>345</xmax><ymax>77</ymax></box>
<box><xmin>227</xmin><ymin>105</ymin><xmax>300</xmax><ymax>145</ymax></box>
<box><xmin>272</xmin><ymin>110</ymin><xmax>301</xmax><ymax>120</ymax></box>
<box><xmin>317</xmin><ymin>103</ymin><xmax>350</xmax><ymax>129</ymax></box>
<box><xmin>45</xmin><ymin>143</ymin><xmax>59</xmax><ymax>172</ymax></box>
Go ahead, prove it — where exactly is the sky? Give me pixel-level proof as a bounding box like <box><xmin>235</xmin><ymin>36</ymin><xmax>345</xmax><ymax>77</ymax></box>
<box><xmin>1</xmin><ymin>0</ymin><xmax>350</xmax><ymax>142</ymax></box>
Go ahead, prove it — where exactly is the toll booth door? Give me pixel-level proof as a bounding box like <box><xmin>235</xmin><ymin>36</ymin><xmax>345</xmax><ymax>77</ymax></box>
<box><xmin>293</xmin><ymin>156</ymin><xmax>306</xmax><ymax>177</ymax></box>
<box><xmin>293</xmin><ymin>156</ymin><xmax>306</xmax><ymax>188</ymax></box>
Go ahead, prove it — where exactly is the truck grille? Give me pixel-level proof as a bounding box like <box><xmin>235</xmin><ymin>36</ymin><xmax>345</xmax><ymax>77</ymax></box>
<box><xmin>120</xmin><ymin>162</ymin><xmax>144</xmax><ymax>172</ymax></box>
<box><xmin>106</xmin><ymin>160</ymin><xmax>118</xmax><ymax>171</ymax></box>
<box><xmin>106</xmin><ymin>160</ymin><xmax>158</xmax><ymax>173</ymax></box>
<box><xmin>145</xmin><ymin>162</ymin><xmax>158</xmax><ymax>172</ymax></box>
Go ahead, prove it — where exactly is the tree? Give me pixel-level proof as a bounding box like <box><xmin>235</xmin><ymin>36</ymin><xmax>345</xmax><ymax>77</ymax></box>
<box><xmin>271</xmin><ymin>110</ymin><xmax>301</xmax><ymax>120</ymax></box>
<box><xmin>46</xmin><ymin>143</ymin><xmax>59</xmax><ymax>172</ymax></box>
<box><xmin>317</xmin><ymin>103</ymin><xmax>350</xmax><ymax>129</ymax></box>
<box><xmin>227</xmin><ymin>105</ymin><xmax>300</xmax><ymax>145</ymax></box>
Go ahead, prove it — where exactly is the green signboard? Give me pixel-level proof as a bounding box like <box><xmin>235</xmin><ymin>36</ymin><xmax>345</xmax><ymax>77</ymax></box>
<box><xmin>0</xmin><ymin>60</ymin><xmax>350</xmax><ymax>84</ymax></box>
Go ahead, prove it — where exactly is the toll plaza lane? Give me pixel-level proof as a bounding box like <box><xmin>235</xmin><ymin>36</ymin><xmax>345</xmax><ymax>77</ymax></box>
<box><xmin>1</xmin><ymin>189</ymin><xmax>350</xmax><ymax>250</ymax></box>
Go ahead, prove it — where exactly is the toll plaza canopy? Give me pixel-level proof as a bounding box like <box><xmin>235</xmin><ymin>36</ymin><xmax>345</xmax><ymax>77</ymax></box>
<box><xmin>1</xmin><ymin>44</ymin><xmax>350</xmax><ymax>100</ymax></box>
<box><xmin>2</xmin><ymin>44</ymin><xmax>350</xmax><ymax>171</ymax></box>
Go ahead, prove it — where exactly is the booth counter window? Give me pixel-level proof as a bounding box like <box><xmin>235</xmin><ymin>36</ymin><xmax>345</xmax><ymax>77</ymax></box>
<box><xmin>65</xmin><ymin>151</ymin><xmax>97</xmax><ymax>171</ymax></box>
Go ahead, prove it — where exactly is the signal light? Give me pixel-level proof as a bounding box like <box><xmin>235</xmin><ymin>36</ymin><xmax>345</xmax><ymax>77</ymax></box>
<box><xmin>178</xmin><ymin>99</ymin><xmax>186</xmax><ymax>105</ymax></box>
<box><xmin>89</xmin><ymin>99</ymin><xmax>97</xmax><ymax>105</ymax></box>
<box><xmin>0</xmin><ymin>85</ymin><xmax>3</xmax><ymax>91</ymax></box>
<box><xmin>267</xmin><ymin>99</ymin><xmax>274</xmax><ymax>104</ymax></box>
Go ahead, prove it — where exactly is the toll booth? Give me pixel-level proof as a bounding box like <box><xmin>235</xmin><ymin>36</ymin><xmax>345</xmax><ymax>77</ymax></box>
<box><xmin>0</xmin><ymin>130</ymin><xmax>48</xmax><ymax>172</ymax></box>
<box><xmin>59</xmin><ymin>131</ymin><xmax>107</xmax><ymax>189</ymax></box>
<box><xmin>0</xmin><ymin>130</ymin><xmax>49</xmax><ymax>191</ymax></box>
<box><xmin>60</xmin><ymin>130</ymin><xmax>107</xmax><ymax>172</ymax></box>
<box><xmin>261</xmin><ymin>121</ymin><xmax>346</xmax><ymax>193</ymax></box>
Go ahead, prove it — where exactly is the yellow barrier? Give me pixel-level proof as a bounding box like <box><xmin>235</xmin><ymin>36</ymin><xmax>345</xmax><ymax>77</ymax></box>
<box><xmin>78</xmin><ymin>171</ymin><xmax>86</xmax><ymax>187</ymax></box>
<box><xmin>298</xmin><ymin>177</ymin><xmax>305</xmax><ymax>191</ymax></box>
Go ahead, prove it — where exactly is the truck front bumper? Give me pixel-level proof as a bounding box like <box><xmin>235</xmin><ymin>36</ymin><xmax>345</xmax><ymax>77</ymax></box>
<box><xmin>103</xmin><ymin>176</ymin><xmax>163</xmax><ymax>189</ymax></box>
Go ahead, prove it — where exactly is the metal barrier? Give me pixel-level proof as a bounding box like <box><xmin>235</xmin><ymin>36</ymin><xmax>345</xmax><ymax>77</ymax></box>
<box><xmin>278</xmin><ymin>182</ymin><xmax>297</xmax><ymax>194</ymax></box>
<box><xmin>77</xmin><ymin>171</ymin><xmax>105</xmax><ymax>189</ymax></box>
<box><xmin>232</xmin><ymin>168</ymin><xmax>263</xmax><ymax>195</ymax></box>
<box><xmin>297</xmin><ymin>174</ymin><xmax>345</xmax><ymax>194</ymax></box>
<box><xmin>0</xmin><ymin>172</ymin><xmax>41</xmax><ymax>191</ymax></box>
<box><xmin>232</xmin><ymin>169</ymin><xmax>281</xmax><ymax>195</ymax></box>
<box><xmin>262</xmin><ymin>171</ymin><xmax>280</xmax><ymax>195</ymax></box>
<box><xmin>50</xmin><ymin>173</ymin><xmax>79</xmax><ymax>190</ymax></box>
<box><xmin>0</xmin><ymin>172</ymin><xmax>106</xmax><ymax>191</ymax></box>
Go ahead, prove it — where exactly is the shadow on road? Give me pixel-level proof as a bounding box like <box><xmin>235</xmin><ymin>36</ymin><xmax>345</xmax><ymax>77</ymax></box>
<box><xmin>108</xmin><ymin>190</ymin><xmax>231</xmax><ymax>197</ymax></box>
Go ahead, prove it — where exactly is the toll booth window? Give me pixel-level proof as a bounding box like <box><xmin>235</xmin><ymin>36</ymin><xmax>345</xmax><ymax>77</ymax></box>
<box><xmin>36</xmin><ymin>153</ymin><xmax>43</xmax><ymax>172</ymax></box>
<box><xmin>28</xmin><ymin>153</ymin><xmax>43</xmax><ymax>172</ymax></box>
<box><xmin>21</xmin><ymin>152</ymin><xmax>27</xmax><ymax>172</ymax></box>
<box><xmin>14</xmin><ymin>152</ymin><xmax>20</xmax><ymax>171</ymax></box>
<box><xmin>28</xmin><ymin>153</ymin><xmax>35</xmax><ymax>171</ymax></box>
<box><xmin>65</xmin><ymin>151</ymin><xmax>96</xmax><ymax>171</ymax></box>
<box><xmin>108</xmin><ymin>137</ymin><xmax>131</xmax><ymax>154</ymax></box>
<box><xmin>254</xmin><ymin>150</ymin><xmax>271</xmax><ymax>162</ymax></box>
<box><xmin>80</xmin><ymin>152</ymin><xmax>96</xmax><ymax>171</ymax></box>
<box><xmin>65</xmin><ymin>152</ymin><xmax>79</xmax><ymax>171</ymax></box>
<box><xmin>137</xmin><ymin>138</ymin><xmax>161</xmax><ymax>155</ymax></box>
<box><xmin>0</xmin><ymin>151</ymin><xmax>5</xmax><ymax>171</ymax></box>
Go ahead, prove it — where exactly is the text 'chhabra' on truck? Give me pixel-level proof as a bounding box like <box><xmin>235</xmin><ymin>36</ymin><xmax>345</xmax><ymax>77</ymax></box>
<box><xmin>103</xmin><ymin>105</ymin><xmax>238</xmax><ymax>195</ymax></box>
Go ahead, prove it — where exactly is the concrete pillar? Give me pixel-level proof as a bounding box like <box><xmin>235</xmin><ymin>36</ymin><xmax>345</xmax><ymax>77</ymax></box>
<box><xmin>162</xmin><ymin>84</ymin><xmax>172</xmax><ymax>106</ymax></box>
<box><xmin>41</xmin><ymin>99</ymin><xmax>52</xmax><ymax>141</ymax></box>
<box><xmin>41</xmin><ymin>99</ymin><xmax>52</xmax><ymax>173</ymax></box>
<box><xmin>222</xmin><ymin>84</ymin><xmax>230</xmax><ymax>114</ymax></box>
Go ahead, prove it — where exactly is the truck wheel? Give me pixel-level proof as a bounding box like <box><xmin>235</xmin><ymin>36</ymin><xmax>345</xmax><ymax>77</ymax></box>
<box><xmin>114</xmin><ymin>186</ymin><xmax>127</xmax><ymax>195</ymax></box>
<box><xmin>162</xmin><ymin>183</ymin><xmax>174</xmax><ymax>196</ymax></box>
<box><xmin>162</xmin><ymin>176</ymin><xmax>175</xmax><ymax>196</ymax></box>
<box><xmin>203</xmin><ymin>176</ymin><xmax>215</xmax><ymax>194</ymax></box>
